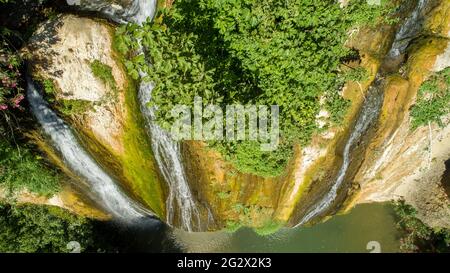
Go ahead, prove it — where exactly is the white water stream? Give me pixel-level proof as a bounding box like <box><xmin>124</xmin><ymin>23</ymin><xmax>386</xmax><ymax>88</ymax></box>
<box><xmin>296</xmin><ymin>0</ymin><xmax>431</xmax><ymax>226</ymax></box>
<box><xmin>27</xmin><ymin>78</ymin><xmax>151</xmax><ymax>220</ymax></box>
<box><xmin>34</xmin><ymin>0</ymin><xmax>200</xmax><ymax>230</ymax></box>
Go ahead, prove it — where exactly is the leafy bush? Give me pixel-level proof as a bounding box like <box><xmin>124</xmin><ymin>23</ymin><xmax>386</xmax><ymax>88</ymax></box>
<box><xmin>410</xmin><ymin>68</ymin><xmax>450</xmax><ymax>129</ymax></box>
<box><xmin>212</xmin><ymin>140</ymin><xmax>293</xmax><ymax>177</ymax></box>
<box><xmin>0</xmin><ymin>140</ymin><xmax>60</xmax><ymax>197</ymax></box>
<box><xmin>0</xmin><ymin>203</ymin><xmax>98</xmax><ymax>253</ymax></box>
<box><xmin>0</xmin><ymin>47</ymin><xmax>24</xmax><ymax>112</ymax></box>
<box><xmin>116</xmin><ymin>0</ymin><xmax>399</xmax><ymax>176</ymax></box>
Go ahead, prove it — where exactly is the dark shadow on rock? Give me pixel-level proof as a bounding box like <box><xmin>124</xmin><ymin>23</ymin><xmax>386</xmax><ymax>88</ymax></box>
<box><xmin>91</xmin><ymin>217</ymin><xmax>184</xmax><ymax>253</ymax></box>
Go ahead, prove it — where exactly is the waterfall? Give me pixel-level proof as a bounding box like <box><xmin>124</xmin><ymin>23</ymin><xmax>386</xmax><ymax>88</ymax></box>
<box><xmin>27</xmin><ymin>78</ymin><xmax>151</xmax><ymax>221</ymax></box>
<box><xmin>388</xmin><ymin>0</ymin><xmax>429</xmax><ymax>58</ymax></box>
<box><xmin>66</xmin><ymin>0</ymin><xmax>157</xmax><ymax>24</ymax></box>
<box><xmin>296</xmin><ymin>0</ymin><xmax>430</xmax><ymax>226</ymax></box>
<box><xmin>296</xmin><ymin>87</ymin><xmax>383</xmax><ymax>227</ymax></box>
<box><xmin>138</xmin><ymin>81</ymin><xmax>201</xmax><ymax>232</ymax></box>
<box><xmin>76</xmin><ymin>0</ymin><xmax>200</xmax><ymax>231</ymax></box>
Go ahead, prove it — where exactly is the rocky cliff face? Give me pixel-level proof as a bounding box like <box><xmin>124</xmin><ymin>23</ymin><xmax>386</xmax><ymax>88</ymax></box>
<box><xmin>352</xmin><ymin>0</ymin><xmax>450</xmax><ymax>228</ymax></box>
<box><xmin>26</xmin><ymin>14</ymin><xmax>166</xmax><ymax>217</ymax></box>
<box><xmin>22</xmin><ymin>0</ymin><xmax>450</xmax><ymax>231</ymax></box>
<box><xmin>179</xmin><ymin>13</ymin><xmax>400</xmax><ymax>230</ymax></box>
<box><xmin>181</xmin><ymin>0</ymin><xmax>450</xmax><ymax>230</ymax></box>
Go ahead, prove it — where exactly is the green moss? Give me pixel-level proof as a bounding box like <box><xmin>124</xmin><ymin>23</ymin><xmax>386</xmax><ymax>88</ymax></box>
<box><xmin>225</xmin><ymin>220</ymin><xmax>242</xmax><ymax>233</ymax></box>
<box><xmin>90</xmin><ymin>60</ymin><xmax>118</xmax><ymax>95</ymax></box>
<box><xmin>213</xmin><ymin>140</ymin><xmax>293</xmax><ymax>177</ymax></box>
<box><xmin>58</xmin><ymin>99</ymin><xmax>92</xmax><ymax>116</ymax></box>
<box><xmin>120</xmin><ymin>80</ymin><xmax>165</xmax><ymax>217</ymax></box>
<box><xmin>254</xmin><ymin>220</ymin><xmax>283</xmax><ymax>236</ymax></box>
<box><xmin>217</xmin><ymin>191</ymin><xmax>231</xmax><ymax>200</ymax></box>
<box><xmin>110</xmin><ymin>30</ymin><xmax>166</xmax><ymax>217</ymax></box>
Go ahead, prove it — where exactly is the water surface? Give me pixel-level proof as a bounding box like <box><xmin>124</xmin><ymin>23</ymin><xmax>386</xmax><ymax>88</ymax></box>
<box><xmin>170</xmin><ymin>203</ymin><xmax>400</xmax><ymax>253</ymax></box>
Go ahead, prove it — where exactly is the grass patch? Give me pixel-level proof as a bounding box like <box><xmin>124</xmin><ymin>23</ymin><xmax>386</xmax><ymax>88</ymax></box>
<box><xmin>0</xmin><ymin>140</ymin><xmax>60</xmax><ymax>197</ymax></box>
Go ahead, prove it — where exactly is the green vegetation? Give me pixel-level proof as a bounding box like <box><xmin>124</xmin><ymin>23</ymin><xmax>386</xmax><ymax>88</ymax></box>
<box><xmin>410</xmin><ymin>68</ymin><xmax>450</xmax><ymax>129</ymax></box>
<box><xmin>0</xmin><ymin>140</ymin><xmax>60</xmax><ymax>197</ymax></box>
<box><xmin>116</xmin><ymin>0</ymin><xmax>399</xmax><ymax>177</ymax></box>
<box><xmin>393</xmin><ymin>200</ymin><xmax>450</xmax><ymax>253</ymax></box>
<box><xmin>225</xmin><ymin>220</ymin><xmax>242</xmax><ymax>233</ymax></box>
<box><xmin>121</xmin><ymin>80</ymin><xmax>165</xmax><ymax>217</ymax></box>
<box><xmin>225</xmin><ymin>203</ymin><xmax>282</xmax><ymax>235</ymax></box>
<box><xmin>109</xmin><ymin>39</ymin><xmax>166</xmax><ymax>217</ymax></box>
<box><xmin>0</xmin><ymin>46</ymin><xmax>23</xmax><ymax>111</ymax></box>
<box><xmin>0</xmin><ymin>203</ymin><xmax>115</xmax><ymax>253</ymax></box>
<box><xmin>36</xmin><ymin>77</ymin><xmax>92</xmax><ymax>116</ymax></box>
<box><xmin>42</xmin><ymin>78</ymin><xmax>55</xmax><ymax>96</ymax></box>
<box><xmin>58</xmin><ymin>99</ymin><xmax>92</xmax><ymax>116</ymax></box>
<box><xmin>216</xmin><ymin>191</ymin><xmax>231</xmax><ymax>200</ymax></box>
<box><xmin>254</xmin><ymin>220</ymin><xmax>283</xmax><ymax>236</ymax></box>
<box><xmin>90</xmin><ymin>60</ymin><xmax>118</xmax><ymax>95</ymax></box>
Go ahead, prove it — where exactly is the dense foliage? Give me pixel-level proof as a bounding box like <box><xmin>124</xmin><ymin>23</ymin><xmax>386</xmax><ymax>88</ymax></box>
<box><xmin>0</xmin><ymin>0</ymin><xmax>62</xmax><ymax>197</ymax></box>
<box><xmin>116</xmin><ymin>0</ymin><xmax>399</xmax><ymax>177</ymax></box>
<box><xmin>410</xmin><ymin>67</ymin><xmax>450</xmax><ymax>129</ymax></box>
<box><xmin>0</xmin><ymin>45</ymin><xmax>24</xmax><ymax>112</ymax></box>
<box><xmin>394</xmin><ymin>200</ymin><xmax>450</xmax><ymax>253</ymax></box>
<box><xmin>0</xmin><ymin>203</ymin><xmax>121</xmax><ymax>253</ymax></box>
<box><xmin>0</xmin><ymin>139</ymin><xmax>60</xmax><ymax>196</ymax></box>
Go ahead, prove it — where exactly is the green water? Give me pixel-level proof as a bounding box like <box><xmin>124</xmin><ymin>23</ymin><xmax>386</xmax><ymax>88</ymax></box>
<box><xmin>171</xmin><ymin>203</ymin><xmax>401</xmax><ymax>253</ymax></box>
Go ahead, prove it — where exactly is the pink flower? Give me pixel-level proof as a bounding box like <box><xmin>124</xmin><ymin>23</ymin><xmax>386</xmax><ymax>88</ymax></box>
<box><xmin>11</xmin><ymin>82</ymin><xmax>17</xmax><ymax>88</ymax></box>
<box><xmin>0</xmin><ymin>104</ymin><xmax>8</xmax><ymax>111</ymax></box>
<box><xmin>11</xmin><ymin>94</ymin><xmax>24</xmax><ymax>108</ymax></box>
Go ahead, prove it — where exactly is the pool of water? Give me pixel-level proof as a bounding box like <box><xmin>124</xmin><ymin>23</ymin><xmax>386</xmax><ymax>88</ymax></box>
<box><xmin>169</xmin><ymin>203</ymin><xmax>401</xmax><ymax>253</ymax></box>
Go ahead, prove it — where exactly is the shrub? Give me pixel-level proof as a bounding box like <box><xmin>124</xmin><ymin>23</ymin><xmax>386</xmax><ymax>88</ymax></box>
<box><xmin>0</xmin><ymin>47</ymin><xmax>23</xmax><ymax>111</ymax></box>
<box><xmin>116</xmin><ymin>0</ymin><xmax>400</xmax><ymax>177</ymax></box>
<box><xmin>0</xmin><ymin>203</ymin><xmax>94</xmax><ymax>253</ymax></box>
<box><xmin>410</xmin><ymin>68</ymin><xmax>450</xmax><ymax>129</ymax></box>
<box><xmin>0</xmin><ymin>139</ymin><xmax>60</xmax><ymax>197</ymax></box>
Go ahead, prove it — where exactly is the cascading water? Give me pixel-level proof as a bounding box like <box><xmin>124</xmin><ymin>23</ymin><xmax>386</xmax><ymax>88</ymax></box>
<box><xmin>297</xmin><ymin>87</ymin><xmax>383</xmax><ymax>226</ymax></box>
<box><xmin>66</xmin><ymin>0</ymin><xmax>157</xmax><ymax>24</ymax></box>
<box><xmin>296</xmin><ymin>0</ymin><xmax>430</xmax><ymax>226</ymax></box>
<box><xmin>26</xmin><ymin>0</ymin><xmax>161</xmax><ymax>222</ymax></box>
<box><xmin>138</xmin><ymin>82</ymin><xmax>201</xmax><ymax>232</ymax></box>
<box><xmin>27</xmin><ymin>78</ymin><xmax>151</xmax><ymax>221</ymax></box>
<box><xmin>73</xmin><ymin>0</ymin><xmax>201</xmax><ymax>231</ymax></box>
<box><xmin>388</xmin><ymin>0</ymin><xmax>429</xmax><ymax>58</ymax></box>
